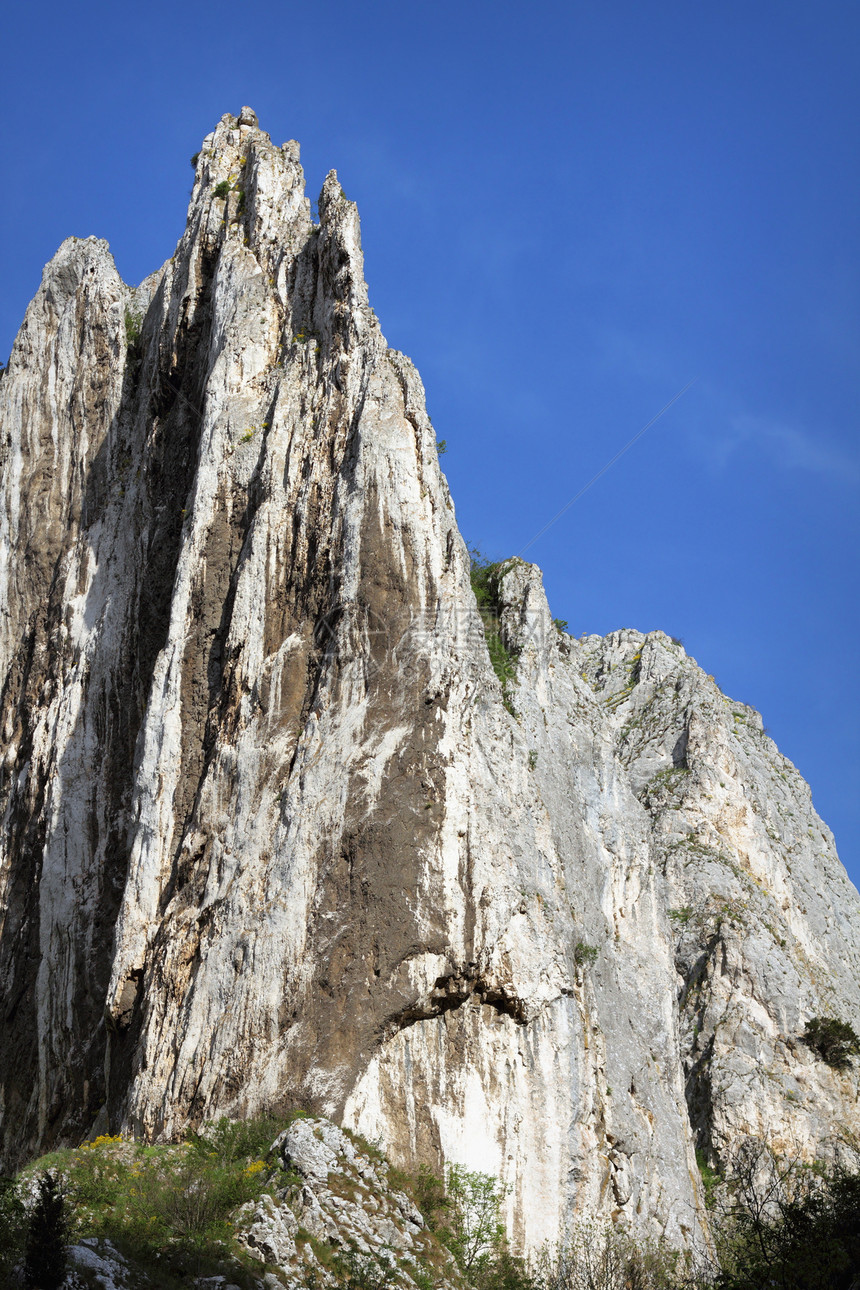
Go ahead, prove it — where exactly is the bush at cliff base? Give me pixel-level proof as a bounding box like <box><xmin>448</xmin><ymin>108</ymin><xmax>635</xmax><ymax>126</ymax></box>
<box><xmin>713</xmin><ymin>1164</ymin><xmax>860</xmax><ymax>1290</ymax></box>
<box><xmin>0</xmin><ymin>1119</ymin><xmax>858</xmax><ymax>1289</ymax></box>
<box><xmin>23</xmin><ymin>1172</ymin><xmax>68</xmax><ymax>1289</ymax></box>
<box><xmin>6</xmin><ymin>1117</ymin><xmax>293</xmax><ymax>1285</ymax></box>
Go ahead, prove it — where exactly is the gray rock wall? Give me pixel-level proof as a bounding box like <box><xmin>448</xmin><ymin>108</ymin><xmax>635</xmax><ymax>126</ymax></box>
<box><xmin>1</xmin><ymin>108</ymin><xmax>858</xmax><ymax>1254</ymax></box>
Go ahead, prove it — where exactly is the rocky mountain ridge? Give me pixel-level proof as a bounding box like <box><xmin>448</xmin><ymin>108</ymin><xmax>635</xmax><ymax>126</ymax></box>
<box><xmin>1</xmin><ymin>107</ymin><xmax>858</xmax><ymax>1255</ymax></box>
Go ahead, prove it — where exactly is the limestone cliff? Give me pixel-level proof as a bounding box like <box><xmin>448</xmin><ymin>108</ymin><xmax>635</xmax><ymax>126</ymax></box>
<box><xmin>1</xmin><ymin>108</ymin><xmax>858</xmax><ymax>1254</ymax></box>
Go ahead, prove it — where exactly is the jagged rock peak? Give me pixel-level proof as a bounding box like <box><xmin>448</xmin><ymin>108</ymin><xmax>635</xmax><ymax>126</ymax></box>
<box><xmin>1</xmin><ymin>110</ymin><xmax>858</xmax><ymax>1260</ymax></box>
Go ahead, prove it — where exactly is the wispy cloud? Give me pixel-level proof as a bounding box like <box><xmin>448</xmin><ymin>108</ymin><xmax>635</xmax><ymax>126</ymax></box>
<box><xmin>585</xmin><ymin>327</ymin><xmax>860</xmax><ymax>488</ymax></box>
<box><xmin>712</xmin><ymin>412</ymin><xmax>860</xmax><ymax>483</ymax></box>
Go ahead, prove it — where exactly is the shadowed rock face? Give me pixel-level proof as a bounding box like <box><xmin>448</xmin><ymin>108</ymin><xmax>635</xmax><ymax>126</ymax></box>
<box><xmin>1</xmin><ymin>109</ymin><xmax>858</xmax><ymax>1253</ymax></box>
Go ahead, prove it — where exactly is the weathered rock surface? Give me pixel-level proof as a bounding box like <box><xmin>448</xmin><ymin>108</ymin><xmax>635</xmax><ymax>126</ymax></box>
<box><xmin>236</xmin><ymin>1115</ymin><xmax>457</xmax><ymax>1287</ymax></box>
<box><xmin>1</xmin><ymin>108</ymin><xmax>858</xmax><ymax>1254</ymax></box>
<box><xmin>65</xmin><ymin>1239</ymin><xmax>138</xmax><ymax>1290</ymax></box>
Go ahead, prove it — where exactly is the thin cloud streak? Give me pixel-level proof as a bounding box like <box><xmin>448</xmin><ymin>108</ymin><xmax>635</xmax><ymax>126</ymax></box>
<box><xmin>701</xmin><ymin>411</ymin><xmax>860</xmax><ymax>483</ymax></box>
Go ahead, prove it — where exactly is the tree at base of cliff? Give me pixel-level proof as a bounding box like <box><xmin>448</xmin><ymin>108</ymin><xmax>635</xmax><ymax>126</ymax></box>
<box><xmin>0</xmin><ymin>1177</ymin><xmax>27</xmax><ymax>1279</ymax></box>
<box><xmin>716</xmin><ymin>1172</ymin><xmax>860</xmax><ymax>1289</ymax></box>
<box><xmin>24</xmin><ymin>1172</ymin><xmax>68</xmax><ymax>1290</ymax></box>
<box><xmin>712</xmin><ymin>1142</ymin><xmax>860</xmax><ymax>1290</ymax></box>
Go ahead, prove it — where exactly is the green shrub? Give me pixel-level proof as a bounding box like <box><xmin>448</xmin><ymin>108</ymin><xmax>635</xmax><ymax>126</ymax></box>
<box><xmin>0</xmin><ymin>1176</ymin><xmax>27</xmax><ymax>1278</ymax></box>
<box><xmin>573</xmin><ymin>941</ymin><xmax>598</xmax><ymax>967</ymax></box>
<box><xmin>802</xmin><ymin>1016</ymin><xmax>860</xmax><ymax>1069</ymax></box>
<box><xmin>213</xmin><ymin>179</ymin><xmax>232</xmax><ymax>198</ymax></box>
<box><xmin>413</xmin><ymin>1162</ymin><xmax>452</xmax><ymax>1230</ymax></box>
<box><xmin>68</xmin><ymin>1137</ymin><xmax>125</xmax><ymax>1204</ymax></box>
<box><xmin>386</xmin><ymin>1161</ymin><xmax>517</xmax><ymax>1287</ymax></box>
<box><xmin>442</xmin><ymin>1164</ymin><xmax>507</xmax><ymax>1276</ymax></box>
<box><xmin>713</xmin><ymin>1145</ymin><xmax>860</xmax><ymax>1290</ymax></box>
<box><xmin>696</xmin><ymin>1149</ymin><xmax>722</xmax><ymax>1211</ymax></box>
<box><xmin>187</xmin><ymin>1113</ymin><xmax>285</xmax><ymax>1166</ymax></box>
<box><xmin>330</xmin><ymin>1240</ymin><xmax>399</xmax><ymax>1290</ymax></box>
<box><xmin>119</xmin><ymin>1153</ymin><xmax>254</xmax><ymax>1251</ymax></box>
<box><xmin>16</xmin><ymin>1119</ymin><xmax>290</xmax><ymax>1284</ymax></box>
<box><xmin>388</xmin><ymin>1161</ymin><xmax>450</xmax><ymax>1233</ymax></box>
<box><xmin>472</xmin><ymin>1247</ymin><xmax>536</xmax><ymax>1290</ymax></box>
<box><xmin>124</xmin><ymin>306</ymin><xmax>144</xmax><ymax>350</ymax></box>
<box><xmin>470</xmin><ymin>548</ymin><xmax>520</xmax><ymax>714</ymax></box>
<box><xmin>62</xmin><ymin>1140</ymin><xmax>241</xmax><ymax>1259</ymax></box>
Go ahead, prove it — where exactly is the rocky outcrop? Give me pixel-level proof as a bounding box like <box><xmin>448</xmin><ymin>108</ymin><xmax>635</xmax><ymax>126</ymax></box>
<box><xmin>572</xmin><ymin>624</ymin><xmax>860</xmax><ymax>1169</ymax></box>
<box><xmin>235</xmin><ymin>1115</ymin><xmax>458</xmax><ymax>1286</ymax></box>
<box><xmin>38</xmin><ymin>1114</ymin><xmax>460</xmax><ymax>1289</ymax></box>
<box><xmin>1</xmin><ymin>108</ymin><xmax>858</xmax><ymax>1255</ymax></box>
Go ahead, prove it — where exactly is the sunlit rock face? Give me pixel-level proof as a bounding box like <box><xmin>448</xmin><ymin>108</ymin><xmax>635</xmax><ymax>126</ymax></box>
<box><xmin>1</xmin><ymin>108</ymin><xmax>858</xmax><ymax>1253</ymax></box>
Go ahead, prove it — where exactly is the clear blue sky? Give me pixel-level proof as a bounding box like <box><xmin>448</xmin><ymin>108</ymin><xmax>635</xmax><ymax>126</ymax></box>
<box><xmin>1</xmin><ymin>2</ymin><xmax>858</xmax><ymax>887</ymax></box>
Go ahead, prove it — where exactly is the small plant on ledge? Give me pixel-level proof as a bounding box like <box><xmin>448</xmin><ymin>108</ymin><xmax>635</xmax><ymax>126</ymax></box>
<box><xmin>470</xmin><ymin>547</ymin><xmax>520</xmax><ymax>716</ymax></box>
<box><xmin>574</xmin><ymin>941</ymin><xmax>599</xmax><ymax>967</ymax></box>
<box><xmin>124</xmin><ymin>307</ymin><xmax>144</xmax><ymax>349</ymax></box>
<box><xmin>802</xmin><ymin>1016</ymin><xmax>860</xmax><ymax>1069</ymax></box>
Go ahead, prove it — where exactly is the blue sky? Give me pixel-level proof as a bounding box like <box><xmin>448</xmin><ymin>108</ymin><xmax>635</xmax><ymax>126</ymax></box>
<box><xmin>1</xmin><ymin>2</ymin><xmax>858</xmax><ymax>887</ymax></box>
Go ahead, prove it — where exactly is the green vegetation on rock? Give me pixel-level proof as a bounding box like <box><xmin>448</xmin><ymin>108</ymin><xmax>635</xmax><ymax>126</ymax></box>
<box><xmin>124</xmin><ymin>306</ymin><xmax>144</xmax><ymax>351</ymax></box>
<box><xmin>0</xmin><ymin>1116</ymin><xmax>305</xmax><ymax>1286</ymax></box>
<box><xmin>573</xmin><ymin>941</ymin><xmax>599</xmax><ymax>968</ymax></box>
<box><xmin>470</xmin><ymin>548</ymin><xmax>520</xmax><ymax>715</ymax></box>
<box><xmin>1</xmin><ymin>1116</ymin><xmax>858</xmax><ymax>1289</ymax></box>
<box><xmin>802</xmin><ymin>1016</ymin><xmax>860</xmax><ymax>1069</ymax></box>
